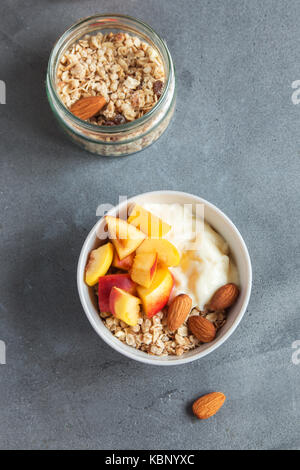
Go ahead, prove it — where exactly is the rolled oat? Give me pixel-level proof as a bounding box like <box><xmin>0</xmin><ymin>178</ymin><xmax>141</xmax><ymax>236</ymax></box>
<box><xmin>102</xmin><ymin>306</ymin><xmax>227</xmax><ymax>357</ymax></box>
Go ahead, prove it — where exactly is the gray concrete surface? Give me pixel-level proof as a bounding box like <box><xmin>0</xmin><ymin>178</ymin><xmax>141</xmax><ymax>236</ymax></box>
<box><xmin>0</xmin><ymin>0</ymin><xmax>299</xmax><ymax>450</ymax></box>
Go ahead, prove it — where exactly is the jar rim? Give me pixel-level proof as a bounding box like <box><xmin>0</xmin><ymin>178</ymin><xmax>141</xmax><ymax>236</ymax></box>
<box><xmin>47</xmin><ymin>13</ymin><xmax>174</xmax><ymax>134</ymax></box>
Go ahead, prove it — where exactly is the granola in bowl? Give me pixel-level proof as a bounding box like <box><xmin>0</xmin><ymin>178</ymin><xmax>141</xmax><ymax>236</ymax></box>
<box><xmin>84</xmin><ymin>203</ymin><xmax>240</xmax><ymax>357</ymax></box>
<box><xmin>99</xmin><ymin>304</ymin><xmax>228</xmax><ymax>357</ymax></box>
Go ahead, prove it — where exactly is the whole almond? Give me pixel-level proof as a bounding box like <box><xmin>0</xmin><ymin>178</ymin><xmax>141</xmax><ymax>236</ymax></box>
<box><xmin>167</xmin><ymin>294</ymin><xmax>192</xmax><ymax>331</ymax></box>
<box><xmin>208</xmin><ymin>283</ymin><xmax>239</xmax><ymax>311</ymax></box>
<box><xmin>70</xmin><ymin>95</ymin><xmax>106</xmax><ymax>120</ymax></box>
<box><xmin>188</xmin><ymin>315</ymin><xmax>216</xmax><ymax>342</ymax></box>
<box><xmin>193</xmin><ymin>392</ymin><xmax>226</xmax><ymax>419</ymax></box>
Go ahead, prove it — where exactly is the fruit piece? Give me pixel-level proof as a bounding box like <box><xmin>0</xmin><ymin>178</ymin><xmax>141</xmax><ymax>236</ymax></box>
<box><xmin>70</xmin><ymin>95</ymin><xmax>106</xmax><ymax>120</ymax></box>
<box><xmin>137</xmin><ymin>266</ymin><xmax>173</xmax><ymax>318</ymax></box>
<box><xmin>208</xmin><ymin>283</ymin><xmax>239</xmax><ymax>311</ymax></box>
<box><xmin>192</xmin><ymin>392</ymin><xmax>226</xmax><ymax>420</ymax></box>
<box><xmin>85</xmin><ymin>243</ymin><xmax>113</xmax><ymax>286</ymax></box>
<box><xmin>127</xmin><ymin>204</ymin><xmax>171</xmax><ymax>238</ymax></box>
<box><xmin>105</xmin><ymin>216</ymin><xmax>146</xmax><ymax>260</ymax></box>
<box><xmin>136</xmin><ymin>239</ymin><xmax>180</xmax><ymax>267</ymax></box>
<box><xmin>109</xmin><ymin>287</ymin><xmax>141</xmax><ymax>326</ymax></box>
<box><xmin>188</xmin><ymin>316</ymin><xmax>216</xmax><ymax>343</ymax></box>
<box><xmin>167</xmin><ymin>294</ymin><xmax>192</xmax><ymax>331</ymax></box>
<box><xmin>98</xmin><ymin>274</ymin><xmax>136</xmax><ymax>312</ymax></box>
<box><xmin>131</xmin><ymin>252</ymin><xmax>158</xmax><ymax>288</ymax></box>
<box><xmin>112</xmin><ymin>251</ymin><xmax>135</xmax><ymax>271</ymax></box>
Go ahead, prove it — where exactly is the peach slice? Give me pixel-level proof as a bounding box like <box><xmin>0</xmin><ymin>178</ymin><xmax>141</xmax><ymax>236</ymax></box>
<box><xmin>136</xmin><ymin>239</ymin><xmax>180</xmax><ymax>267</ymax></box>
<box><xmin>112</xmin><ymin>251</ymin><xmax>135</xmax><ymax>271</ymax></box>
<box><xmin>98</xmin><ymin>274</ymin><xmax>136</xmax><ymax>312</ymax></box>
<box><xmin>109</xmin><ymin>287</ymin><xmax>141</xmax><ymax>326</ymax></box>
<box><xmin>127</xmin><ymin>204</ymin><xmax>171</xmax><ymax>238</ymax></box>
<box><xmin>85</xmin><ymin>243</ymin><xmax>113</xmax><ymax>286</ymax></box>
<box><xmin>105</xmin><ymin>216</ymin><xmax>146</xmax><ymax>260</ymax></box>
<box><xmin>130</xmin><ymin>252</ymin><xmax>158</xmax><ymax>288</ymax></box>
<box><xmin>137</xmin><ymin>266</ymin><xmax>174</xmax><ymax>318</ymax></box>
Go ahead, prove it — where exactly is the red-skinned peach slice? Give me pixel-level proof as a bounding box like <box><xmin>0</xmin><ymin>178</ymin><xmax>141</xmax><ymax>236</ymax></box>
<box><xmin>130</xmin><ymin>252</ymin><xmax>158</xmax><ymax>288</ymax></box>
<box><xmin>85</xmin><ymin>243</ymin><xmax>114</xmax><ymax>286</ymax></box>
<box><xmin>109</xmin><ymin>287</ymin><xmax>141</xmax><ymax>326</ymax></box>
<box><xmin>136</xmin><ymin>266</ymin><xmax>174</xmax><ymax>318</ymax></box>
<box><xmin>98</xmin><ymin>274</ymin><xmax>136</xmax><ymax>313</ymax></box>
<box><xmin>112</xmin><ymin>251</ymin><xmax>135</xmax><ymax>271</ymax></box>
<box><xmin>105</xmin><ymin>216</ymin><xmax>146</xmax><ymax>260</ymax></box>
<box><xmin>127</xmin><ymin>204</ymin><xmax>171</xmax><ymax>238</ymax></box>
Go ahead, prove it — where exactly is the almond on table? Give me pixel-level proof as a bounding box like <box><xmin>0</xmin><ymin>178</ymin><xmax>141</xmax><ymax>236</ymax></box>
<box><xmin>192</xmin><ymin>392</ymin><xmax>226</xmax><ymax>420</ymax></box>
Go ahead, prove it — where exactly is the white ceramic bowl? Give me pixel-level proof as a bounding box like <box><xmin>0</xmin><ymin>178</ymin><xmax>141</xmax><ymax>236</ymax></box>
<box><xmin>77</xmin><ymin>191</ymin><xmax>252</xmax><ymax>365</ymax></box>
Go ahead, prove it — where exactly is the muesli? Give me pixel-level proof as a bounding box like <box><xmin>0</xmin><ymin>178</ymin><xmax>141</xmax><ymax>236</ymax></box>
<box><xmin>57</xmin><ymin>32</ymin><xmax>165</xmax><ymax>125</ymax></box>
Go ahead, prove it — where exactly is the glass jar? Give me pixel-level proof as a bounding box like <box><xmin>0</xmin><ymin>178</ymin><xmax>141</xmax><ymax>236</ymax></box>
<box><xmin>46</xmin><ymin>14</ymin><xmax>176</xmax><ymax>157</ymax></box>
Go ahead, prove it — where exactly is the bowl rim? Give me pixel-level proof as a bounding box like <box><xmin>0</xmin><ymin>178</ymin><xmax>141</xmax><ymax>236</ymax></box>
<box><xmin>77</xmin><ymin>190</ymin><xmax>252</xmax><ymax>365</ymax></box>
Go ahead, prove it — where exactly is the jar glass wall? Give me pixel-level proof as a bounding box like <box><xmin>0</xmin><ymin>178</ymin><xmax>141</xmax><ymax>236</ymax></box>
<box><xmin>46</xmin><ymin>14</ymin><xmax>176</xmax><ymax>156</ymax></box>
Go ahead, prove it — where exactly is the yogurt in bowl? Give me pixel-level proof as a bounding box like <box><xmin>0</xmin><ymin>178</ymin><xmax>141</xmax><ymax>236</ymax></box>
<box><xmin>77</xmin><ymin>191</ymin><xmax>252</xmax><ymax>365</ymax></box>
<box><xmin>142</xmin><ymin>202</ymin><xmax>239</xmax><ymax>310</ymax></box>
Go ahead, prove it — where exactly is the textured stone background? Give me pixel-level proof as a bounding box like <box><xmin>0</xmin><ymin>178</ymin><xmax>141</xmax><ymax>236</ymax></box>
<box><xmin>0</xmin><ymin>0</ymin><xmax>299</xmax><ymax>450</ymax></box>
